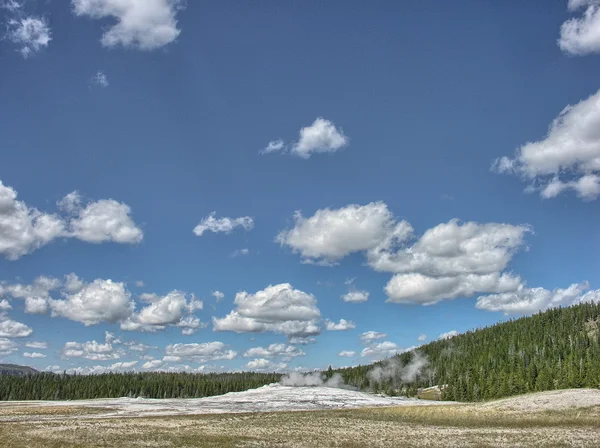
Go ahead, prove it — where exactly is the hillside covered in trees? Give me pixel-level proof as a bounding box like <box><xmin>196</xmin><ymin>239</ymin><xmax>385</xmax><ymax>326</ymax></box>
<box><xmin>0</xmin><ymin>371</ymin><xmax>281</xmax><ymax>401</ymax></box>
<box><xmin>335</xmin><ymin>302</ymin><xmax>600</xmax><ymax>401</ymax></box>
<box><xmin>1</xmin><ymin>303</ymin><xmax>599</xmax><ymax>402</ymax></box>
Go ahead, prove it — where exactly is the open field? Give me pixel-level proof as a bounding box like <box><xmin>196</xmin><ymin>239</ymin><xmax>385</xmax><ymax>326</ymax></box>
<box><xmin>0</xmin><ymin>387</ymin><xmax>599</xmax><ymax>447</ymax></box>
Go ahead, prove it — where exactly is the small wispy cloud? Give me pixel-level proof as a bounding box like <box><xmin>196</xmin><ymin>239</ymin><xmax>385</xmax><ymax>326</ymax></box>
<box><xmin>92</xmin><ymin>71</ymin><xmax>109</xmax><ymax>87</ymax></box>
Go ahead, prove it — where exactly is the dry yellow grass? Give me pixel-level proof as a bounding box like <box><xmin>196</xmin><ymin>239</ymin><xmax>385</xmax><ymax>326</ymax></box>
<box><xmin>0</xmin><ymin>402</ymin><xmax>599</xmax><ymax>447</ymax></box>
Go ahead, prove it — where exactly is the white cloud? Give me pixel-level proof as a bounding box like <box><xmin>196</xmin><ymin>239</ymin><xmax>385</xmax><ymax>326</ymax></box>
<box><xmin>23</xmin><ymin>352</ymin><xmax>45</xmax><ymax>358</ymax></box>
<box><xmin>134</xmin><ymin>280</ymin><xmax>144</xmax><ymax>288</ymax></box>
<box><xmin>0</xmin><ymin>182</ymin><xmax>142</xmax><ymax>260</ymax></box>
<box><xmin>263</xmin><ymin>118</ymin><xmax>348</xmax><ymax>158</ymax></box>
<box><xmin>260</xmin><ymin>139</ymin><xmax>285</xmax><ymax>155</ymax></box>
<box><xmin>50</xmin><ymin>279</ymin><xmax>134</xmax><ymax>326</ymax></box>
<box><xmin>231</xmin><ymin>248</ymin><xmax>249</xmax><ymax>257</ymax></box>
<box><xmin>67</xmin><ymin>196</ymin><xmax>143</xmax><ymax>244</ymax></box>
<box><xmin>325</xmin><ymin>318</ymin><xmax>356</xmax><ymax>331</ymax></box>
<box><xmin>245</xmin><ymin>358</ymin><xmax>287</xmax><ymax>371</ymax></box>
<box><xmin>476</xmin><ymin>282</ymin><xmax>600</xmax><ymax>314</ymax></box>
<box><xmin>71</xmin><ymin>0</ymin><xmax>183</xmax><ymax>50</ymax></box>
<box><xmin>0</xmin><ymin>314</ymin><xmax>33</xmax><ymax>338</ymax></box>
<box><xmin>341</xmin><ymin>290</ymin><xmax>369</xmax><ymax>303</ymax></box>
<box><xmin>3</xmin><ymin>275</ymin><xmax>60</xmax><ymax>314</ymax></box>
<box><xmin>243</xmin><ymin>343</ymin><xmax>305</xmax><ymax>359</ymax></box>
<box><xmin>92</xmin><ymin>71</ymin><xmax>109</xmax><ymax>87</ymax></box>
<box><xmin>25</xmin><ymin>341</ymin><xmax>48</xmax><ymax>349</ymax></box>
<box><xmin>559</xmin><ymin>1</ymin><xmax>600</xmax><ymax>55</ymax></box>
<box><xmin>338</xmin><ymin>350</ymin><xmax>355</xmax><ymax>357</ymax></box>
<box><xmin>120</xmin><ymin>291</ymin><xmax>202</xmax><ymax>333</ymax></box>
<box><xmin>438</xmin><ymin>330</ymin><xmax>459</xmax><ymax>340</ymax></box>
<box><xmin>0</xmin><ymin>300</ymin><xmax>11</xmax><ymax>311</ymax></box>
<box><xmin>361</xmin><ymin>341</ymin><xmax>405</xmax><ymax>360</ymax></box>
<box><xmin>385</xmin><ymin>272</ymin><xmax>523</xmax><ymax>305</ymax></box>
<box><xmin>212</xmin><ymin>290</ymin><xmax>224</xmax><ymax>302</ymax></box>
<box><xmin>277</xmin><ymin>202</ymin><xmax>412</xmax><ymax>264</ymax></box>
<box><xmin>123</xmin><ymin>341</ymin><xmax>157</xmax><ymax>352</ymax></box>
<box><xmin>62</xmin><ymin>338</ymin><xmax>124</xmax><ymax>361</ymax></box>
<box><xmin>213</xmin><ymin>283</ymin><xmax>321</xmax><ymax>338</ymax></box>
<box><xmin>7</xmin><ymin>16</ymin><xmax>51</xmax><ymax>57</ymax></box>
<box><xmin>0</xmin><ymin>180</ymin><xmax>66</xmax><ymax>260</ymax></box>
<box><xmin>0</xmin><ymin>338</ymin><xmax>18</xmax><ymax>355</ymax></box>
<box><xmin>417</xmin><ymin>334</ymin><xmax>427</xmax><ymax>342</ymax></box>
<box><xmin>359</xmin><ymin>331</ymin><xmax>387</xmax><ymax>342</ymax></box>
<box><xmin>288</xmin><ymin>336</ymin><xmax>316</xmax><ymax>345</ymax></box>
<box><xmin>494</xmin><ymin>88</ymin><xmax>600</xmax><ymax>200</ymax></box>
<box><xmin>292</xmin><ymin>118</ymin><xmax>348</xmax><ymax>158</ymax></box>
<box><xmin>142</xmin><ymin>359</ymin><xmax>163</xmax><ymax>369</ymax></box>
<box><xmin>164</xmin><ymin>342</ymin><xmax>237</xmax><ymax>363</ymax></box>
<box><xmin>279</xmin><ymin>203</ymin><xmax>529</xmax><ymax>305</ymax></box>
<box><xmin>66</xmin><ymin>361</ymin><xmax>138</xmax><ymax>375</ymax></box>
<box><xmin>193</xmin><ymin>212</ymin><xmax>254</xmax><ymax>237</ymax></box>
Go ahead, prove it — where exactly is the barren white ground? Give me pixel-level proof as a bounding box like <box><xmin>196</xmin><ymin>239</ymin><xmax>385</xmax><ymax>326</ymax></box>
<box><xmin>0</xmin><ymin>384</ymin><xmax>452</xmax><ymax>420</ymax></box>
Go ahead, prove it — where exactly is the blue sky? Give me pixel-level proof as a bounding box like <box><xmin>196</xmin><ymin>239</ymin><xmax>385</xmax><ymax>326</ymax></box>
<box><xmin>1</xmin><ymin>0</ymin><xmax>600</xmax><ymax>374</ymax></box>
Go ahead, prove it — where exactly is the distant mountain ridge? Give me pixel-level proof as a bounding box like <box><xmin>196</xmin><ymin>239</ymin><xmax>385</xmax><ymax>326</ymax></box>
<box><xmin>0</xmin><ymin>364</ymin><xmax>38</xmax><ymax>376</ymax></box>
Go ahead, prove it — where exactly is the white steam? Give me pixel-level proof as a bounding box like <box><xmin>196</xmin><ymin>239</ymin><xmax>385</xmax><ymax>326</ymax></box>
<box><xmin>280</xmin><ymin>371</ymin><xmax>353</xmax><ymax>389</ymax></box>
<box><xmin>368</xmin><ymin>352</ymin><xmax>429</xmax><ymax>385</ymax></box>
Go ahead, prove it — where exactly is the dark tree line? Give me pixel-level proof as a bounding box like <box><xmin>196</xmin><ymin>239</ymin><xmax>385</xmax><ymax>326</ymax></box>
<box><xmin>333</xmin><ymin>302</ymin><xmax>600</xmax><ymax>401</ymax></box>
<box><xmin>0</xmin><ymin>371</ymin><xmax>281</xmax><ymax>401</ymax></box>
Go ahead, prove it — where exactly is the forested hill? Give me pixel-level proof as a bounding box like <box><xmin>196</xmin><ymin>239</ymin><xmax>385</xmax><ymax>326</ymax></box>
<box><xmin>0</xmin><ymin>364</ymin><xmax>38</xmax><ymax>376</ymax></box>
<box><xmin>334</xmin><ymin>302</ymin><xmax>600</xmax><ymax>401</ymax></box>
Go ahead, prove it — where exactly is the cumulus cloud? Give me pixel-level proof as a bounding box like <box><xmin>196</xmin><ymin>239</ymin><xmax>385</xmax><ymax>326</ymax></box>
<box><xmin>559</xmin><ymin>0</ymin><xmax>600</xmax><ymax>55</ymax></box>
<box><xmin>417</xmin><ymin>334</ymin><xmax>428</xmax><ymax>342</ymax></box>
<box><xmin>0</xmin><ymin>338</ymin><xmax>18</xmax><ymax>355</ymax></box>
<box><xmin>262</xmin><ymin>118</ymin><xmax>348</xmax><ymax>158</ymax></box>
<box><xmin>246</xmin><ymin>358</ymin><xmax>287</xmax><ymax>371</ymax></box>
<box><xmin>338</xmin><ymin>350</ymin><xmax>355</xmax><ymax>357</ymax></box>
<box><xmin>213</xmin><ymin>283</ymin><xmax>321</xmax><ymax>338</ymax></box>
<box><xmin>341</xmin><ymin>290</ymin><xmax>369</xmax><ymax>303</ymax></box>
<box><xmin>0</xmin><ymin>300</ymin><xmax>11</xmax><ymax>311</ymax></box>
<box><xmin>0</xmin><ymin>181</ymin><xmax>65</xmax><ymax>260</ymax></box>
<box><xmin>278</xmin><ymin>202</ymin><xmax>530</xmax><ymax>304</ymax></box>
<box><xmin>66</xmin><ymin>361</ymin><xmax>137</xmax><ymax>375</ymax></box>
<box><xmin>385</xmin><ymin>272</ymin><xmax>523</xmax><ymax>306</ymax></box>
<box><xmin>23</xmin><ymin>352</ymin><xmax>45</xmax><ymax>358</ymax></box>
<box><xmin>359</xmin><ymin>331</ymin><xmax>387</xmax><ymax>342</ymax></box>
<box><xmin>193</xmin><ymin>212</ymin><xmax>254</xmax><ymax>236</ymax></box>
<box><xmin>62</xmin><ymin>336</ymin><xmax>124</xmax><ymax>361</ymax></box>
<box><xmin>0</xmin><ymin>181</ymin><xmax>142</xmax><ymax>260</ymax></box>
<box><xmin>438</xmin><ymin>330</ymin><xmax>459</xmax><ymax>340</ymax></box>
<box><xmin>325</xmin><ymin>318</ymin><xmax>356</xmax><ymax>331</ymax></box>
<box><xmin>7</xmin><ymin>15</ymin><xmax>51</xmax><ymax>57</ymax></box>
<box><xmin>243</xmin><ymin>343</ymin><xmax>305</xmax><ymax>360</ymax></box>
<box><xmin>361</xmin><ymin>341</ymin><xmax>407</xmax><ymax>360</ymax></box>
<box><xmin>341</xmin><ymin>278</ymin><xmax>369</xmax><ymax>303</ymax></box>
<box><xmin>493</xmin><ymin>88</ymin><xmax>600</xmax><ymax>200</ymax></box>
<box><xmin>2</xmin><ymin>275</ymin><xmax>61</xmax><ymax>314</ymax></box>
<box><xmin>142</xmin><ymin>359</ymin><xmax>163</xmax><ymax>369</ymax></box>
<box><xmin>277</xmin><ymin>202</ymin><xmax>412</xmax><ymax>264</ymax></box>
<box><xmin>476</xmin><ymin>282</ymin><xmax>600</xmax><ymax>314</ymax></box>
<box><xmin>66</xmin><ymin>194</ymin><xmax>143</xmax><ymax>244</ymax></box>
<box><xmin>0</xmin><ymin>314</ymin><xmax>32</xmax><ymax>337</ymax></box>
<box><xmin>164</xmin><ymin>342</ymin><xmax>237</xmax><ymax>363</ymax></box>
<box><xmin>71</xmin><ymin>0</ymin><xmax>183</xmax><ymax>50</ymax></box>
<box><xmin>50</xmin><ymin>278</ymin><xmax>134</xmax><ymax>326</ymax></box>
<box><xmin>120</xmin><ymin>291</ymin><xmax>203</xmax><ymax>333</ymax></box>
